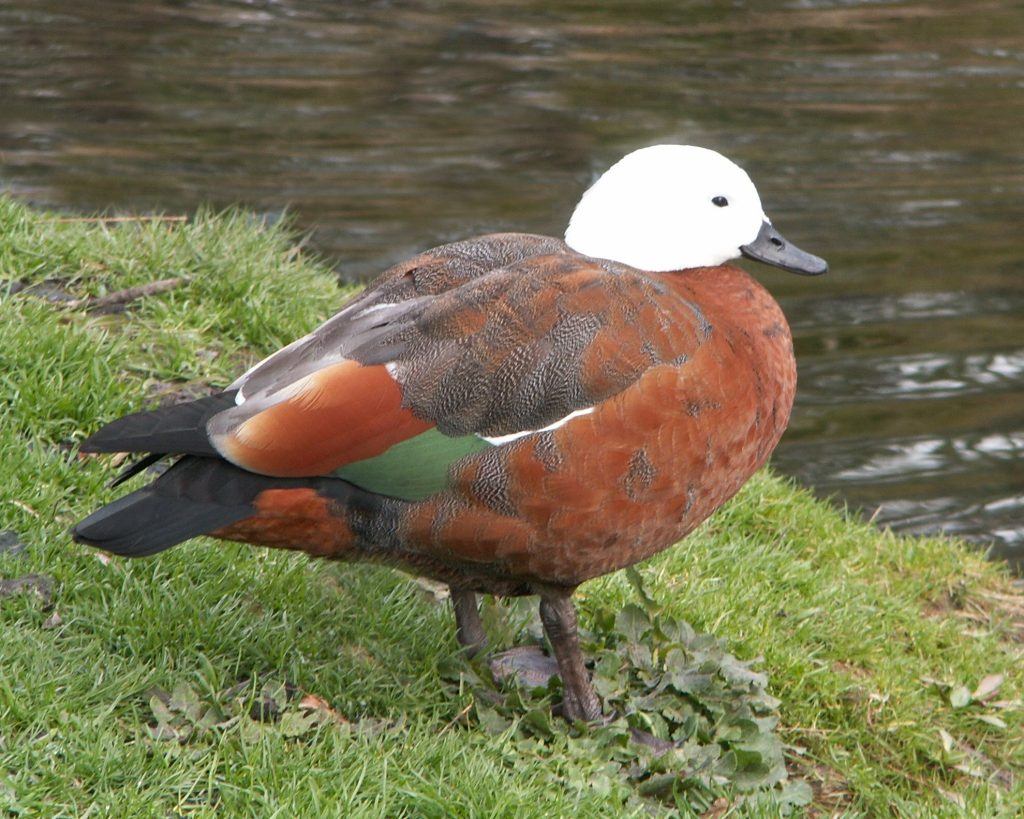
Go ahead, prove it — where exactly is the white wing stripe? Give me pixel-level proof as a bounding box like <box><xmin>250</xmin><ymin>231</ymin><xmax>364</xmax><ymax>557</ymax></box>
<box><xmin>480</xmin><ymin>406</ymin><xmax>595</xmax><ymax>446</ymax></box>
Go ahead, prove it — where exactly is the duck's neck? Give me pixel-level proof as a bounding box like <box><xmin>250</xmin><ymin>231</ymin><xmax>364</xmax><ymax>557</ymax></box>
<box><xmin>659</xmin><ymin>263</ymin><xmax>797</xmax><ymax>457</ymax></box>
<box><xmin>661</xmin><ymin>264</ymin><xmax>793</xmax><ymax>344</ymax></box>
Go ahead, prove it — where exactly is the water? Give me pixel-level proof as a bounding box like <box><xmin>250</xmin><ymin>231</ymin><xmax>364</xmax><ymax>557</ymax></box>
<box><xmin>2</xmin><ymin>0</ymin><xmax>1022</xmax><ymax>563</ymax></box>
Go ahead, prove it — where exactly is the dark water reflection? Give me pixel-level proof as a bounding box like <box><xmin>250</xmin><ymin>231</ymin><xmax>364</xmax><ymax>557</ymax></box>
<box><xmin>2</xmin><ymin>1</ymin><xmax>1022</xmax><ymax>563</ymax></box>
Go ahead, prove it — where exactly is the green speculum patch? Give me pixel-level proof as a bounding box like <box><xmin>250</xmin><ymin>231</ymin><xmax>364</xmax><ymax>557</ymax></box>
<box><xmin>332</xmin><ymin>427</ymin><xmax>493</xmax><ymax>501</ymax></box>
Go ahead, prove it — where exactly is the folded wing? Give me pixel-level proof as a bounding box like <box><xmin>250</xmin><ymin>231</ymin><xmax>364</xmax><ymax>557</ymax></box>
<box><xmin>83</xmin><ymin>234</ymin><xmax>705</xmax><ymax>501</ymax></box>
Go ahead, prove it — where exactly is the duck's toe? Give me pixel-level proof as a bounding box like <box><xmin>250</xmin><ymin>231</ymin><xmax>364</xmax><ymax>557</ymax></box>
<box><xmin>489</xmin><ymin>645</ymin><xmax>559</xmax><ymax>690</ymax></box>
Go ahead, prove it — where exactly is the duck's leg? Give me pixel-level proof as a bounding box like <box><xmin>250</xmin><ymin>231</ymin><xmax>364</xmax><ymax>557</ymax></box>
<box><xmin>451</xmin><ymin>588</ymin><xmax>487</xmax><ymax>657</ymax></box>
<box><xmin>538</xmin><ymin>591</ymin><xmax>602</xmax><ymax>722</ymax></box>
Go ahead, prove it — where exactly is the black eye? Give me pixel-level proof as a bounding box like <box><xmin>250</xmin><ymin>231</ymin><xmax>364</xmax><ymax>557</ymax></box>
<box><xmin>712</xmin><ymin>196</ymin><xmax>729</xmax><ymax>207</ymax></box>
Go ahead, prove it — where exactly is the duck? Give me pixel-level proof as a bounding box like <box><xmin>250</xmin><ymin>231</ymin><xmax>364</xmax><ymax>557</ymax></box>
<box><xmin>73</xmin><ymin>144</ymin><xmax>827</xmax><ymax>723</ymax></box>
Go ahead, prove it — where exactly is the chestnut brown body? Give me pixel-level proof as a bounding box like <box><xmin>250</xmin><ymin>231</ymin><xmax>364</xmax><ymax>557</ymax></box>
<box><xmin>213</xmin><ymin>251</ymin><xmax>795</xmax><ymax>596</ymax></box>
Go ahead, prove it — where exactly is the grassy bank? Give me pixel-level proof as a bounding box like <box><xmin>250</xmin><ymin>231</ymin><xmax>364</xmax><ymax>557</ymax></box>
<box><xmin>1</xmin><ymin>196</ymin><xmax>1021</xmax><ymax>816</ymax></box>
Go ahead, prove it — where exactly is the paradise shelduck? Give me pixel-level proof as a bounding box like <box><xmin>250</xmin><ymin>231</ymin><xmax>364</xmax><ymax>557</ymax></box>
<box><xmin>74</xmin><ymin>145</ymin><xmax>827</xmax><ymax>722</ymax></box>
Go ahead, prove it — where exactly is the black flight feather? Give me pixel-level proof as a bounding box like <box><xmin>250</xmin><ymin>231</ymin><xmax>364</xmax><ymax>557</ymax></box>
<box><xmin>80</xmin><ymin>391</ymin><xmax>239</xmax><ymax>457</ymax></box>
<box><xmin>109</xmin><ymin>452</ymin><xmax>166</xmax><ymax>488</ymax></box>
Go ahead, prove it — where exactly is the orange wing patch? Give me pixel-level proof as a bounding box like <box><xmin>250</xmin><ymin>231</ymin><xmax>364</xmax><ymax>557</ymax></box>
<box><xmin>214</xmin><ymin>360</ymin><xmax>432</xmax><ymax>476</ymax></box>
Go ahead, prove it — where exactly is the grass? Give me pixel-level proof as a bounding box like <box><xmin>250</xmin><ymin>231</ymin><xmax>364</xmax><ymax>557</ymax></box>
<box><xmin>1</xmin><ymin>195</ymin><xmax>1021</xmax><ymax>816</ymax></box>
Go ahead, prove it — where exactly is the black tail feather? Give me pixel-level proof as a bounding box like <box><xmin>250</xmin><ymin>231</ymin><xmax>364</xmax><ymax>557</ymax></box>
<box><xmin>73</xmin><ymin>456</ymin><xmax>263</xmax><ymax>557</ymax></box>
<box><xmin>74</xmin><ymin>454</ymin><xmax>375</xmax><ymax>559</ymax></box>
<box><xmin>81</xmin><ymin>391</ymin><xmax>238</xmax><ymax>457</ymax></box>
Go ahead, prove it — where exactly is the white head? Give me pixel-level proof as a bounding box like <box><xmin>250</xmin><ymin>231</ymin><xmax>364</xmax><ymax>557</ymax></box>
<box><xmin>564</xmin><ymin>145</ymin><xmax>825</xmax><ymax>275</ymax></box>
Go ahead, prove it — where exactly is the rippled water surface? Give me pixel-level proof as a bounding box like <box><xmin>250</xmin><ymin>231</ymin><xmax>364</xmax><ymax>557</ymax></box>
<box><xmin>2</xmin><ymin>0</ymin><xmax>1022</xmax><ymax>562</ymax></box>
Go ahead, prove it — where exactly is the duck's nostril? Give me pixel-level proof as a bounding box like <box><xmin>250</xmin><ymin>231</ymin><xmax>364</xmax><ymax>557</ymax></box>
<box><xmin>770</xmin><ymin>237</ymin><xmax>784</xmax><ymax>248</ymax></box>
